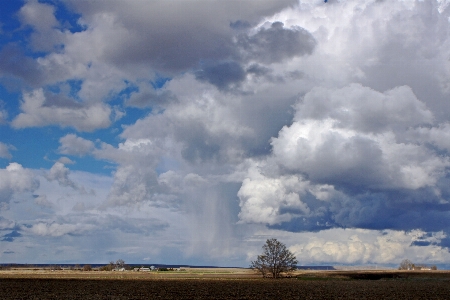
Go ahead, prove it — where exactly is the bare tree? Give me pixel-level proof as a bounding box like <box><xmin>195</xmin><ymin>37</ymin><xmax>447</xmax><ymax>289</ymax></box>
<box><xmin>399</xmin><ymin>259</ymin><xmax>413</xmax><ymax>270</ymax></box>
<box><xmin>82</xmin><ymin>264</ymin><xmax>92</xmax><ymax>271</ymax></box>
<box><xmin>250</xmin><ymin>238</ymin><xmax>298</xmax><ymax>278</ymax></box>
<box><xmin>116</xmin><ymin>259</ymin><xmax>125</xmax><ymax>268</ymax></box>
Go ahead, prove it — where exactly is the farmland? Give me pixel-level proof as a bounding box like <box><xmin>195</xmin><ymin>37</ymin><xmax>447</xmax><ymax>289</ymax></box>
<box><xmin>1</xmin><ymin>269</ymin><xmax>450</xmax><ymax>299</ymax></box>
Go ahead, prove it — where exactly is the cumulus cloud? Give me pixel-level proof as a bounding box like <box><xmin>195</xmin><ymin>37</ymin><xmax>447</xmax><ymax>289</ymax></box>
<box><xmin>272</xmin><ymin>84</ymin><xmax>447</xmax><ymax>190</ymax></box>
<box><xmin>0</xmin><ymin>102</ymin><xmax>8</xmax><ymax>124</ymax></box>
<box><xmin>237</xmin><ymin>82</ymin><xmax>450</xmax><ymax>232</ymax></box>
<box><xmin>125</xmin><ymin>81</ymin><xmax>176</xmax><ymax>109</ymax></box>
<box><xmin>0</xmin><ymin>163</ymin><xmax>39</xmax><ymax>205</ymax></box>
<box><xmin>195</xmin><ymin>61</ymin><xmax>247</xmax><ymax>90</ymax></box>
<box><xmin>18</xmin><ymin>0</ymin><xmax>64</xmax><ymax>52</ymax></box>
<box><xmin>23</xmin><ymin>213</ymin><xmax>168</xmax><ymax>238</ymax></box>
<box><xmin>237</xmin><ymin>21</ymin><xmax>316</xmax><ymax>64</ymax></box>
<box><xmin>34</xmin><ymin>195</ymin><xmax>53</xmax><ymax>208</ymax></box>
<box><xmin>63</xmin><ymin>0</ymin><xmax>297</xmax><ymax>72</ymax></box>
<box><xmin>26</xmin><ymin>222</ymin><xmax>94</xmax><ymax>237</ymax></box>
<box><xmin>0</xmin><ymin>142</ymin><xmax>14</xmax><ymax>159</ymax></box>
<box><xmin>12</xmin><ymin>89</ymin><xmax>112</xmax><ymax>132</ymax></box>
<box><xmin>57</xmin><ymin>157</ymin><xmax>75</xmax><ymax>165</ymax></box>
<box><xmin>238</xmin><ymin>172</ymin><xmax>310</xmax><ymax>225</ymax></box>
<box><xmin>45</xmin><ymin>162</ymin><xmax>87</xmax><ymax>193</ymax></box>
<box><xmin>0</xmin><ymin>44</ymin><xmax>45</xmax><ymax>86</ymax></box>
<box><xmin>0</xmin><ymin>216</ymin><xmax>17</xmax><ymax>230</ymax></box>
<box><xmin>72</xmin><ymin>202</ymin><xmax>86</xmax><ymax>212</ymax></box>
<box><xmin>58</xmin><ymin>134</ymin><xmax>95</xmax><ymax>156</ymax></box>
<box><xmin>288</xmin><ymin>228</ymin><xmax>450</xmax><ymax>265</ymax></box>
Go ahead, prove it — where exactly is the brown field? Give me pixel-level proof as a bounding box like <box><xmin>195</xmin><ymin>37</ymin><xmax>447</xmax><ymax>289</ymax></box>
<box><xmin>1</xmin><ymin>269</ymin><xmax>450</xmax><ymax>299</ymax></box>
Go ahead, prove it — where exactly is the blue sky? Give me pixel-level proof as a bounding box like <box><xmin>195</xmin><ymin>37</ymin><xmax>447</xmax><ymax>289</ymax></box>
<box><xmin>1</xmin><ymin>0</ymin><xmax>450</xmax><ymax>268</ymax></box>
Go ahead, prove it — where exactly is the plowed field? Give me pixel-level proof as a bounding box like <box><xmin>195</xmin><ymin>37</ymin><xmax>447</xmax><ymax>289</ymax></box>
<box><xmin>1</xmin><ymin>278</ymin><xmax>450</xmax><ymax>299</ymax></box>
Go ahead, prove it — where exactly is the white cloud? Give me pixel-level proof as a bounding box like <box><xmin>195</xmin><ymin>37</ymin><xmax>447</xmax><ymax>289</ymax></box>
<box><xmin>407</xmin><ymin>123</ymin><xmax>450</xmax><ymax>153</ymax></box>
<box><xmin>0</xmin><ymin>142</ymin><xmax>13</xmax><ymax>159</ymax></box>
<box><xmin>34</xmin><ymin>195</ymin><xmax>53</xmax><ymax>208</ymax></box>
<box><xmin>57</xmin><ymin>157</ymin><xmax>75</xmax><ymax>165</ymax></box>
<box><xmin>287</xmin><ymin>228</ymin><xmax>450</xmax><ymax>265</ymax></box>
<box><xmin>271</xmin><ymin>84</ymin><xmax>448</xmax><ymax>190</ymax></box>
<box><xmin>58</xmin><ymin>134</ymin><xmax>95</xmax><ymax>156</ymax></box>
<box><xmin>12</xmin><ymin>89</ymin><xmax>112</xmax><ymax>132</ymax></box>
<box><xmin>19</xmin><ymin>0</ymin><xmax>58</xmax><ymax>33</ymax></box>
<box><xmin>0</xmin><ymin>216</ymin><xmax>16</xmax><ymax>230</ymax></box>
<box><xmin>0</xmin><ymin>108</ymin><xmax>7</xmax><ymax>124</ymax></box>
<box><xmin>0</xmin><ymin>163</ymin><xmax>39</xmax><ymax>204</ymax></box>
<box><xmin>238</xmin><ymin>168</ymin><xmax>310</xmax><ymax>225</ymax></box>
<box><xmin>18</xmin><ymin>0</ymin><xmax>63</xmax><ymax>52</ymax></box>
<box><xmin>25</xmin><ymin>222</ymin><xmax>94</xmax><ymax>237</ymax></box>
<box><xmin>45</xmin><ymin>162</ymin><xmax>86</xmax><ymax>193</ymax></box>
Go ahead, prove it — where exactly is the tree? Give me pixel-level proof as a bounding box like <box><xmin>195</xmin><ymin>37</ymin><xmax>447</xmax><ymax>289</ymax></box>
<box><xmin>250</xmin><ymin>238</ymin><xmax>298</xmax><ymax>278</ymax></box>
<box><xmin>399</xmin><ymin>259</ymin><xmax>413</xmax><ymax>270</ymax></box>
<box><xmin>82</xmin><ymin>264</ymin><xmax>92</xmax><ymax>271</ymax></box>
<box><xmin>116</xmin><ymin>259</ymin><xmax>125</xmax><ymax>269</ymax></box>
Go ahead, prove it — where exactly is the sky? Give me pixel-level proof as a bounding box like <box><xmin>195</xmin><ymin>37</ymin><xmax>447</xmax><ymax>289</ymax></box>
<box><xmin>1</xmin><ymin>0</ymin><xmax>450</xmax><ymax>267</ymax></box>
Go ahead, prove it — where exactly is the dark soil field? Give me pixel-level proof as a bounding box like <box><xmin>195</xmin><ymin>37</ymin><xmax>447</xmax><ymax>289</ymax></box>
<box><xmin>1</xmin><ymin>270</ymin><xmax>450</xmax><ymax>299</ymax></box>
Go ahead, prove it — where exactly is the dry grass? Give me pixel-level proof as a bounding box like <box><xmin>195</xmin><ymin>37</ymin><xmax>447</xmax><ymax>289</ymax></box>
<box><xmin>1</xmin><ymin>268</ymin><xmax>450</xmax><ymax>281</ymax></box>
<box><xmin>0</xmin><ymin>268</ymin><xmax>259</xmax><ymax>280</ymax></box>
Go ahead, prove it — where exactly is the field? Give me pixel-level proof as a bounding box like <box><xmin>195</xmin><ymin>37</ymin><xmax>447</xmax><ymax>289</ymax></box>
<box><xmin>1</xmin><ymin>269</ymin><xmax>450</xmax><ymax>299</ymax></box>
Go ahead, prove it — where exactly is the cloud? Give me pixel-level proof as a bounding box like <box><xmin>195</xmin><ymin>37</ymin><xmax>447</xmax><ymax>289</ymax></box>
<box><xmin>45</xmin><ymin>162</ymin><xmax>87</xmax><ymax>193</ymax></box>
<box><xmin>18</xmin><ymin>0</ymin><xmax>64</xmax><ymax>52</ymax></box>
<box><xmin>195</xmin><ymin>61</ymin><xmax>246</xmax><ymax>90</ymax></box>
<box><xmin>104</xmin><ymin>164</ymin><xmax>161</xmax><ymax>207</ymax></box>
<box><xmin>58</xmin><ymin>134</ymin><xmax>95</xmax><ymax>156</ymax></box>
<box><xmin>72</xmin><ymin>202</ymin><xmax>86</xmax><ymax>212</ymax></box>
<box><xmin>2</xmin><ymin>230</ymin><xmax>22</xmax><ymax>242</ymax></box>
<box><xmin>288</xmin><ymin>228</ymin><xmax>450</xmax><ymax>265</ymax></box>
<box><xmin>238</xmin><ymin>172</ymin><xmax>310</xmax><ymax>225</ymax></box>
<box><xmin>237</xmin><ymin>83</ymin><xmax>450</xmax><ymax>233</ymax></box>
<box><xmin>272</xmin><ymin>84</ymin><xmax>446</xmax><ymax>190</ymax></box>
<box><xmin>0</xmin><ymin>101</ymin><xmax>8</xmax><ymax>124</ymax></box>
<box><xmin>12</xmin><ymin>89</ymin><xmax>112</xmax><ymax>132</ymax></box>
<box><xmin>0</xmin><ymin>44</ymin><xmax>45</xmax><ymax>86</ymax></box>
<box><xmin>57</xmin><ymin>157</ymin><xmax>75</xmax><ymax>165</ymax></box>
<box><xmin>19</xmin><ymin>0</ymin><xmax>58</xmax><ymax>31</ymax></box>
<box><xmin>237</xmin><ymin>21</ymin><xmax>316</xmax><ymax>64</ymax></box>
<box><xmin>63</xmin><ymin>0</ymin><xmax>297</xmax><ymax>73</ymax></box>
<box><xmin>125</xmin><ymin>82</ymin><xmax>176</xmax><ymax>109</ymax></box>
<box><xmin>194</xmin><ymin>21</ymin><xmax>315</xmax><ymax>90</ymax></box>
<box><xmin>22</xmin><ymin>213</ymin><xmax>168</xmax><ymax>238</ymax></box>
<box><xmin>0</xmin><ymin>142</ymin><xmax>14</xmax><ymax>159</ymax></box>
<box><xmin>25</xmin><ymin>222</ymin><xmax>95</xmax><ymax>237</ymax></box>
<box><xmin>34</xmin><ymin>195</ymin><xmax>53</xmax><ymax>208</ymax></box>
<box><xmin>0</xmin><ymin>163</ymin><xmax>39</xmax><ymax>205</ymax></box>
<box><xmin>0</xmin><ymin>216</ymin><xmax>17</xmax><ymax>230</ymax></box>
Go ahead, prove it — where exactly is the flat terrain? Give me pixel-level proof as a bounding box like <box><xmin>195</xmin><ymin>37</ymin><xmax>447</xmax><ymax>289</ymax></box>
<box><xmin>1</xmin><ymin>269</ymin><xmax>450</xmax><ymax>299</ymax></box>
<box><xmin>0</xmin><ymin>268</ymin><xmax>258</xmax><ymax>280</ymax></box>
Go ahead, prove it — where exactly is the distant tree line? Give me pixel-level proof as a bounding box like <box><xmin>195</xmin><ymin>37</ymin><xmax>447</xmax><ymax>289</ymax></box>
<box><xmin>399</xmin><ymin>259</ymin><xmax>437</xmax><ymax>270</ymax></box>
<box><xmin>99</xmin><ymin>259</ymin><xmax>128</xmax><ymax>271</ymax></box>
